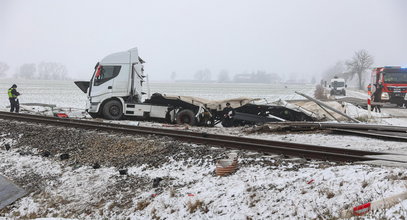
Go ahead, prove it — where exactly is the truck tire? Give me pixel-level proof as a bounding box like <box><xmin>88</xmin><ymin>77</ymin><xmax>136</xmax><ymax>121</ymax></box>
<box><xmin>176</xmin><ymin>109</ymin><xmax>196</xmax><ymax>126</ymax></box>
<box><xmin>102</xmin><ymin>100</ymin><xmax>123</xmax><ymax>120</ymax></box>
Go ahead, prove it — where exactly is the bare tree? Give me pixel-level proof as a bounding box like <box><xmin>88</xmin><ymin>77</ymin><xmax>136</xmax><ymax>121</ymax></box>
<box><xmin>38</xmin><ymin>62</ymin><xmax>51</xmax><ymax>79</ymax></box>
<box><xmin>269</xmin><ymin>73</ymin><xmax>282</xmax><ymax>84</ymax></box>
<box><xmin>252</xmin><ymin>70</ymin><xmax>272</xmax><ymax>83</ymax></box>
<box><xmin>38</xmin><ymin>62</ymin><xmax>68</xmax><ymax>80</ymax></box>
<box><xmin>322</xmin><ymin>61</ymin><xmax>346</xmax><ymax>81</ymax></box>
<box><xmin>346</xmin><ymin>49</ymin><xmax>374</xmax><ymax>89</ymax></box>
<box><xmin>194</xmin><ymin>69</ymin><xmax>211</xmax><ymax>82</ymax></box>
<box><xmin>16</xmin><ymin>63</ymin><xmax>36</xmax><ymax>79</ymax></box>
<box><xmin>170</xmin><ymin>71</ymin><xmax>177</xmax><ymax>81</ymax></box>
<box><xmin>217</xmin><ymin>69</ymin><xmax>230</xmax><ymax>83</ymax></box>
<box><xmin>0</xmin><ymin>62</ymin><xmax>9</xmax><ymax>77</ymax></box>
<box><xmin>287</xmin><ymin>72</ymin><xmax>299</xmax><ymax>83</ymax></box>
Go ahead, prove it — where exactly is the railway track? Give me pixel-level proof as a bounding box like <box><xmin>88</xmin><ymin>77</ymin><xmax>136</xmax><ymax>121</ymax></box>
<box><xmin>0</xmin><ymin>111</ymin><xmax>405</xmax><ymax>163</ymax></box>
<box><xmin>267</xmin><ymin>121</ymin><xmax>407</xmax><ymax>132</ymax></box>
<box><xmin>265</xmin><ymin>122</ymin><xmax>407</xmax><ymax>141</ymax></box>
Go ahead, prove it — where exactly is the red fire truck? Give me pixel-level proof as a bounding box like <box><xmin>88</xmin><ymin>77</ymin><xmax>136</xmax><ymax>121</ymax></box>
<box><xmin>370</xmin><ymin>66</ymin><xmax>407</xmax><ymax>106</ymax></box>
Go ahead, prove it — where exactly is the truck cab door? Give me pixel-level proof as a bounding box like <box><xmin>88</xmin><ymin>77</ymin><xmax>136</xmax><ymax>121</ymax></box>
<box><xmin>90</xmin><ymin>65</ymin><xmax>122</xmax><ymax>100</ymax></box>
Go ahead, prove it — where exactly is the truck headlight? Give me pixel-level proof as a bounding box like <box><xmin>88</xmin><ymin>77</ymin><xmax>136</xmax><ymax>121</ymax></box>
<box><xmin>381</xmin><ymin>92</ymin><xmax>390</xmax><ymax>100</ymax></box>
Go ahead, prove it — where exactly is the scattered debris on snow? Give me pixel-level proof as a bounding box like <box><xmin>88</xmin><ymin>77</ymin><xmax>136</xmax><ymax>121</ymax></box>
<box><xmin>0</xmin><ymin>119</ymin><xmax>406</xmax><ymax>219</ymax></box>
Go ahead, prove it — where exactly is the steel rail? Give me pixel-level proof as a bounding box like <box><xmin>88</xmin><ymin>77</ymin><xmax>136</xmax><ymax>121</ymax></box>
<box><xmin>266</xmin><ymin>122</ymin><xmax>407</xmax><ymax>132</ymax></box>
<box><xmin>0</xmin><ymin>111</ymin><xmax>404</xmax><ymax>163</ymax></box>
<box><xmin>331</xmin><ymin>128</ymin><xmax>407</xmax><ymax>141</ymax></box>
<box><xmin>0</xmin><ymin>111</ymin><xmax>385</xmax><ymax>156</ymax></box>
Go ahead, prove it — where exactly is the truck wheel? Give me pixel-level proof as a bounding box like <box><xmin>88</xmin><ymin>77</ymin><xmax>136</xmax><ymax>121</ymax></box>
<box><xmin>176</xmin><ymin>109</ymin><xmax>196</xmax><ymax>126</ymax></box>
<box><xmin>102</xmin><ymin>100</ymin><xmax>123</xmax><ymax>120</ymax></box>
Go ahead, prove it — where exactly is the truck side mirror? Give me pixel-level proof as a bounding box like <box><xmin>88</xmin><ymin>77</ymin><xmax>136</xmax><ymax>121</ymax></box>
<box><xmin>328</xmin><ymin>85</ymin><xmax>331</xmax><ymax>88</ymax></box>
<box><xmin>345</xmin><ymin>84</ymin><xmax>347</xmax><ymax>88</ymax></box>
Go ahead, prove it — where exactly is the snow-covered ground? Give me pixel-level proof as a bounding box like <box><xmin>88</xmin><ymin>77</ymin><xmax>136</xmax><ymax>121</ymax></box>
<box><xmin>346</xmin><ymin>89</ymin><xmax>369</xmax><ymax>99</ymax></box>
<box><xmin>0</xmin><ymin>79</ymin><xmax>315</xmax><ymax>109</ymax></box>
<box><xmin>0</xmin><ymin>131</ymin><xmax>406</xmax><ymax>219</ymax></box>
<box><xmin>0</xmin><ymin>79</ymin><xmax>406</xmax><ymax>219</ymax></box>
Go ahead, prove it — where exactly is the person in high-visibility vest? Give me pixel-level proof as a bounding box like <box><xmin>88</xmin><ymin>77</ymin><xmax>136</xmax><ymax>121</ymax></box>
<box><xmin>8</xmin><ymin>84</ymin><xmax>20</xmax><ymax>113</ymax></box>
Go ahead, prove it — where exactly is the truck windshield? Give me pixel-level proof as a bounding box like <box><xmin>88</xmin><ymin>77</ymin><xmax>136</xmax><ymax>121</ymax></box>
<box><xmin>383</xmin><ymin>72</ymin><xmax>407</xmax><ymax>84</ymax></box>
<box><xmin>93</xmin><ymin>65</ymin><xmax>121</xmax><ymax>86</ymax></box>
<box><xmin>332</xmin><ymin>81</ymin><xmax>345</xmax><ymax>87</ymax></box>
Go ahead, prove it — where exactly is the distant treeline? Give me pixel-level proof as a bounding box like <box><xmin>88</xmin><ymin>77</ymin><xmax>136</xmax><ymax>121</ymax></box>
<box><xmin>0</xmin><ymin>61</ymin><xmax>70</xmax><ymax>80</ymax></box>
<box><xmin>171</xmin><ymin>69</ymin><xmax>316</xmax><ymax>84</ymax></box>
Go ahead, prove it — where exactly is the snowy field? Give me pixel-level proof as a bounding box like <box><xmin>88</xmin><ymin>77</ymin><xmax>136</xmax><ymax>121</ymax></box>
<box><xmin>0</xmin><ymin>79</ymin><xmax>406</xmax><ymax>219</ymax></box>
<box><xmin>0</xmin><ymin>79</ymin><xmax>87</xmax><ymax>110</ymax></box>
<box><xmin>0</xmin><ymin>79</ymin><xmax>315</xmax><ymax>110</ymax></box>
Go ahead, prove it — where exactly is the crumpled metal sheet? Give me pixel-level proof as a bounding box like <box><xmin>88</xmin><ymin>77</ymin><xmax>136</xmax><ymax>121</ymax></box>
<box><xmin>0</xmin><ymin>175</ymin><xmax>27</xmax><ymax>210</ymax></box>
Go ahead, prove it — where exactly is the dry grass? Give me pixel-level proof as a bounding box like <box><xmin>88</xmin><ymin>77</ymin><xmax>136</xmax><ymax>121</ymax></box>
<box><xmin>319</xmin><ymin>188</ymin><xmax>336</xmax><ymax>199</ymax></box>
<box><xmin>170</xmin><ymin>188</ymin><xmax>176</xmax><ymax>197</ymax></box>
<box><xmin>326</xmin><ymin>191</ymin><xmax>335</xmax><ymax>199</ymax></box>
<box><xmin>151</xmin><ymin>208</ymin><xmax>160</xmax><ymax>220</ymax></box>
<box><xmin>187</xmin><ymin>200</ymin><xmax>208</xmax><ymax>213</ymax></box>
<box><xmin>136</xmin><ymin>200</ymin><xmax>151</xmax><ymax>211</ymax></box>
<box><xmin>386</xmin><ymin>173</ymin><xmax>407</xmax><ymax>181</ymax></box>
<box><xmin>314</xmin><ymin>85</ymin><xmax>328</xmax><ymax>100</ymax></box>
<box><xmin>361</xmin><ymin>180</ymin><xmax>369</xmax><ymax>188</ymax></box>
<box><xmin>248</xmin><ymin>193</ymin><xmax>261</xmax><ymax>207</ymax></box>
<box><xmin>12</xmin><ymin>211</ymin><xmax>21</xmax><ymax>217</ymax></box>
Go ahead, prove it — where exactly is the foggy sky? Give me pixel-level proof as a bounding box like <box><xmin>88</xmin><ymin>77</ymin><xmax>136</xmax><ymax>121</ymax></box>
<box><xmin>1</xmin><ymin>0</ymin><xmax>406</xmax><ymax>81</ymax></box>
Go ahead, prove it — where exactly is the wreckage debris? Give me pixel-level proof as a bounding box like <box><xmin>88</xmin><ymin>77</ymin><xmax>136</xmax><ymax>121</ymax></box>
<box><xmin>92</xmin><ymin>163</ymin><xmax>101</xmax><ymax>169</ymax></box>
<box><xmin>0</xmin><ymin>175</ymin><xmax>27</xmax><ymax>210</ymax></box>
<box><xmin>150</xmin><ymin>93</ymin><xmax>317</xmax><ymax>127</ymax></box>
<box><xmin>54</xmin><ymin>113</ymin><xmax>69</xmax><ymax>118</ymax></box>
<box><xmin>41</xmin><ymin>151</ymin><xmax>50</xmax><ymax>157</ymax></box>
<box><xmin>341</xmin><ymin>191</ymin><xmax>407</xmax><ymax>218</ymax></box>
<box><xmin>255</xmin><ymin>122</ymin><xmax>407</xmax><ymax>141</ymax></box>
<box><xmin>295</xmin><ymin>91</ymin><xmax>360</xmax><ymax>123</ymax></box>
<box><xmin>119</xmin><ymin>169</ymin><xmax>128</xmax><ymax>175</ymax></box>
<box><xmin>246</xmin><ymin>124</ymin><xmax>319</xmax><ymax>134</ymax></box>
<box><xmin>215</xmin><ymin>152</ymin><xmax>239</xmax><ymax>176</ymax></box>
<box><xmin>60</xmin><ymin>153</ymin><xmax>69</xmax><ymax>160</ymax></box>
<box><xmin>152</xmin><ymin>177</ymin><xmax>163</xmax><ymax>188</ymax></box>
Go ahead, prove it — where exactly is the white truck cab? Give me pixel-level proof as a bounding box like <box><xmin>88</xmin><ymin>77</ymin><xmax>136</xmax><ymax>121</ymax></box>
<box><xmin>329</xmin><ymin>77</ymin><xmax>347</xmax><ymax>96</ymax></box>
<box><xmin>75</xmin><ymin>48</ymin><xmax>168</xmax><ymax>120</ymax></box>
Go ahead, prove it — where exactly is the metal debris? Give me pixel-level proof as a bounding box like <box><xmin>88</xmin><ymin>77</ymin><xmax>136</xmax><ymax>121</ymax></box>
<box><xmin>0</xmin><ymin>175</ymin><xmax>27</xmax><ymax>210</ymax></box>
